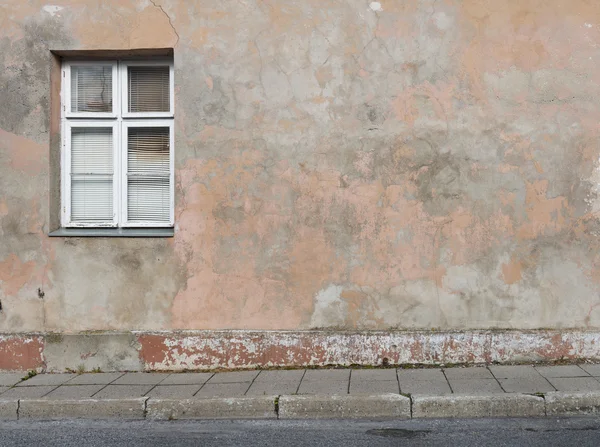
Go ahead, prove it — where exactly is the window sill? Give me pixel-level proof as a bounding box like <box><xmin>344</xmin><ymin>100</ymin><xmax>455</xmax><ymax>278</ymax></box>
<box><xmin>49</xmin><ymin>227</ymin><xmax>174</xmax><ymax>238</ymax></box>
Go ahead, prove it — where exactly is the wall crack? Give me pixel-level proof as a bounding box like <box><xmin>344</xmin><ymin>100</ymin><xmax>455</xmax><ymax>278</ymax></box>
<box><xmin>149</xmin><ymin>0</ymin><xmax>180</xmax><ymax>46</ymax></box>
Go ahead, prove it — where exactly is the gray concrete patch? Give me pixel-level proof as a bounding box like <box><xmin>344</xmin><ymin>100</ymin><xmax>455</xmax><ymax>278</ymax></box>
<box><xmin>578</xmin><ymin>364</ymin><xmax>600</xmax><ymax>376</ymax></box>
<box><xmin>207</xmin><ymin>371</ymin><xmax>259</xmax><ymax>384</ymax></box>
<box><xmin>112</xmin><ymin>373</ymin><xmax>170</xmax><ymax>385</ymax></box>
<box><xmin>349</xmin><ymin>381</ymin><xmax>400</xmax><ymax>394</ymax></box>
<box><xmin>546</xmin><ymin>391</ymin><xmax>600</xmax><ymax>415</ymax></box>
<box><xmin>44</xmin><ymin>333</ymin><xmax>142</xmax><ymax>372</ymax></box>
<box><xmin>278</xmin><ymin>394</ymin><xmax>411</xmax><ymax>419</ymax></box>
<box><xmin>297</xmin><ymin>380</ymin><xmax>348</xmax><ymax>394</ymax></box>
<box><xmin>19</xmin><ymin>398</ymin><xmax>147</xmax><ymax>419</ymax></box>
<box><xmin>245</xmin><ymin>381</ymin><xmax>299</xmax><ymax>396</ymax></box>
<box><xmin>1</xmin><ymin>386</ymin><xmax>57</xmax><ymax>399</ymax></box>
<box><xmin>67</xmin><ymin>373</ymin><xmax>124</xmax><ymax>385</ymax></box>
<box><xmin>489</xmin><ymin>365</ymin><xmax>541</xmax><ymax>379</ymax></box>
<box><xmin>195</xmin><ymin>383</ymin><xmax>251</xmax><ymax>398</ymax></box>
<box><xmin>17</xmin><ymin>374</ymin><xmax>76</xmax><ymax>387</ymax></box>
<box><xmin>412</xmin><ymin>394</ymin><xmax>545</xmax><ymax>418</ymax></box>
<box><xmin>498</xmin><ymin>378</ymin><xmax>556</xmax><ymax>393</ymax></box>
<box><xmin>160</xmin><ymin>373</ymin><xmax>213</xmax><ymax>385</ymax></box>
<box><xmin>397</xmin><ymin>369</ymin><xmax>445</xmax><ymax>381</ymax></box>
<box><xmin>93</xmin><ymin>385</ymin><xmax>154</xmax><ymax>399</ymax></box>
<box><xmin>302</xmin><ymin>370</ymin><xmax>351</xmax><ymax>382</ymax></box>
<box><xmin>443</xmin><ymin>367</ymin><xmax>494</xmax><ymax>380</ymax></box>
<box><xmin>0</xmin><ymin>399</ymin><xmax>18</xmax><ymax>420</ymax></box>
<box><xmin>448</xmin><ymin>379</ymin><xmax>504</xmax><ymax>394</ymax></box>
<box><xmin>254</xmin><ymin>370</ymin><xmax>305</xmax><ymax>382</ymax></box>
<box><xmin>399</xmin><ymin>380</ymin><xmax>452</xmax><ymax>395</ymax></box>
<box><xmin>0</xmin><ymin>373</ymin><xmax>25</xmax><ymax>387</ymax></box>
<box><xmin>546</xmin><ymin>377</ymin><xmax>600</xmax><ymax>392</ymax></box>
<box><xmin>535</xmin><ymin>365</ymin><xmax>589</xmax><ymax>378</ymax></box>
<box><xmin>147</xmin><ymin>397</ymin><xmax>277</xmax><ymax>420</ymax></box>
<box><xmin>146</xmin><ymin>385</ymin><xmax>202</xmax><ymax>398</ymax></box>
<box><xmin>44</xmin><ymin>385</ymin><xmax>105</xmax><ymax>399</ymax></box>
<box><xmin>351</xmin><ymin>369</ymin><xmax>397</xmax><ymax>381</ymax></box>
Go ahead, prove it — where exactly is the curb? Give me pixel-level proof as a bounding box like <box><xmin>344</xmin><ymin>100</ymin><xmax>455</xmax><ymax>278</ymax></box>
<box><xmin>18</xmin><ymin>398</ymin><xmax>147</xmax><ymax>419</ymax></box>
<box><xmin>3</xmin><ymin>392</ymin><xmax>600</xmax><ymax>420</ymax></box>
<box><xmin>278</xmin><ymin>394</ymin><xmax>411</xmax><ymax>420</ymax></box>
<box><xmin>147</xmin><ymin>396</ymin><xmax>278</xmax><ymax>420</ymax></box>
<box><xmin>412</xmin><ymin>394</ymin><xmax>545</xmax><ymax>419</ymax></box>
<box><xmin>545</xmin><ymin>391</ymin><xmax>600</xmax><ymax>416</ymax></box>
<box><xmin>0</xmin><ymin>399</ymin><xmax>18</xmax><ymax>420</ymax></box>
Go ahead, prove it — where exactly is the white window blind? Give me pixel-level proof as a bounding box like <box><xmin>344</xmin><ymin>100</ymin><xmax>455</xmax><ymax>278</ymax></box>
<box><xmin>70</xmin><ymin>128</ymin><xmax>113</xmax><ymax>222</ymax></box>
<box><xmin>128</xmin><ymin>66</ymin><xmax>170</xmax><ymax>113</ymax></box>
<box><xmin>127</xmin><ymin>127</ymin><xmax>170</xmax><ymax>222</ymax></box>
<box><xmin>70</xmin><ymin>65</ymin><xmax>113</xmax><ymax>113</ymax></box>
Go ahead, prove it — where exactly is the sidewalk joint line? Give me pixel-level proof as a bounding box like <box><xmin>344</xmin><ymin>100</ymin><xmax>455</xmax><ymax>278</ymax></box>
<box><xmin>347</xmin><ymin>369</ymin><xmax>352</xmax><ymax>394</ymax></box>
<box><xmin>295</xmin><ymin>370</ymin><xmax>307</xmax><ymax>395</ymax></box>
<box><xmin>192</xmin><ymin>373</ymin><xmax>214</xmax><ymax>397</ymax></box>
<box><xmin>90</xmin><ymin>371</ymin><xmax>126</xmax><ymax>398</ymax></box>
<box><xmin>441</xmin><ymin>369</ymin><xmax>453</xmax><ymax>394</ymax></box>
<box><xmin>144</xmin><ymin>373</ymin><xmax>172</xmax><ymax>397</ymax></box>
<box><xmin>243</xmin><ymin>371</ymin><xmax>260</xmax><ymax>396</ymax></box>
<box><xmin>533</xmin><ymin>367</ymin><xmax>558</xmax><ymax>392</ymax></box>
<box><xmin>488</xmin><ymin>366</ymin><xmax>507</xmax><ymax>393</ymax></box>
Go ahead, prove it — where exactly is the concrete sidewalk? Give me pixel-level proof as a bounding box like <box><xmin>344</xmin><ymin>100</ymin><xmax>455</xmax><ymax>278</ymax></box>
<box><xmin>2</xmin><ymin>364</ymin><xmax>600</xmax><ymax>420</ymax></box>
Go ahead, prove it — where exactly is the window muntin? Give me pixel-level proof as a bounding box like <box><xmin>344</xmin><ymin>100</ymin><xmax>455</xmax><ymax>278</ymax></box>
<box><xmin>61</xmin><ymin>59</ymin><xmax>174</xmax><ymax>228</ymax></box>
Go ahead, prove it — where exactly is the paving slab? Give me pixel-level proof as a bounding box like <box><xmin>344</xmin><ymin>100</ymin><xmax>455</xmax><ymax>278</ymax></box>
<box><xmin>546</xmin><ymin>377</ymin><xmax>600</xmax><ymax>392</ymax></box>
<box><xmin>207</xmin><ymin>371</ymin><xmax>259</xmax><ymax>384</ymax></box>
<box><xmin>297</xmin><ymin>380</ymin><xmax>348</xmax><ymax>394</ymax></box>
<box><xmin>195</xmin><ymin>383</ymin><xmax>250</xmax><ymax>398</ymax></box>
<box><xmin>349</xmin><ymin>381</ymin><xmax>399</xmax><ymax>394</ymax></box>
<box><xmin>397</xmin><ymin>369</ymin><xmax>445</xmax><ymax>381</ymax></box>
<box><xmin>147</xmin><ymin>385</ymin><xmax>202</xmax><ymax>398</ymax></box>
<box><xmin>160</xmin><ymin>373</ymin><xmax>213</xmax><ymax>385</ymax></box>
<box><xmin>44</xmin><ymin>385</ymin><xmax>105</xmax><ymax>399</ymax></box>
<box><xmin>499</xmin><ymin>378</ymin><xmax>555</xmax><ymax>393</ymax></box>
<box><xmin>68</xmin><ymin>373</ymin><xmax>124</xmax><ymax>385</ymax></box>
<box><xmin>16</xmin><ymin>374</ymin><xmax>76</xmax><ymax>387</ymax></box>
<box><xmin>412</xmin><ymin>394</ymin><xmax>545</xmax><ymax>418</ymax></box>
<box><xmin>19</xmin><ymin>398</ymin><xmax>147</xmax><ymax>419</ymax></box>
<box><xmin>246</xmin><ymin>381</ymin><xmax>300</xmax><ymax>396</ymax></box>
<box><xmin>489</xmin><ymin>365</ymin><xmax>541</xmax><ymax>379</ymax></box>
<box><xmin>111</xmin><ymin>373</ymin><xmax>170</xmax><ymax>385</ymax></box>
<box><xmin>0</xmin><ymin>399</ymin><xmax>19</xmax><ymax>420</ymax></box>
<box><xmin>546</xmin><ymin>391</ymin><xmax>600</xmax><ymax>415</ymax></box>
<box><xmin>399</xmin><ymin>380</ymin><xmax>452</xmax><ymax>395</ymax></box>
<box><xmin>279</xmin><ymin>394</ymin><xmax>411</xmax><ymax>419</ymax></box>
<box><xmin>351</xmin><ymin>369</ymin><xmax>397</xmax><ymax>381</ymax></box>
<box><xmin>1</xmin><ymin>386</ymin><xmax>57</xmax><ymax>399</ymax></box>
<box><xmin>0</xmin><ymin>387</ymin><xmax>8</xmax><ymax>396</ymax></box>
<box><xmin>147</xmin><ymin>396</ymin><xmax>277</xmax><ymax>420</ymax></box>
<box><xmin>253</xmin><ymin>370</ymin><xmax>305</xmax><ymax>382</ymax></box>
<box><xmin>302</xmin><ymin>369</ymin><xmax>351</xmax><ymax>381</ymax></box>
<box><xmin>535</xmin><ymin>365</ymin><xmax>588</xmax><ymax>378</ymax></box>
<box><xmin>443</xmin><ymin>367</ymin><xmax>494</xmax><ymax>380</ymax></box>
<box><xmin>92</xmin><ymin>385</ymin><xmax>154</xmax><ymax>399</ymax></box>
<box><xmin>448</xmin><ymin>378</ymin><xmax>504</xmax><ymax>394</ymax></box>
<box><xmin>578</xmin><ymin>364</ymin><xmax>600</xmax><ymax>376</ymax></box>
<box><xmin>0</xmin><ymin>373</ymin><xmax>25</xmax><ymax>387</ymax></box>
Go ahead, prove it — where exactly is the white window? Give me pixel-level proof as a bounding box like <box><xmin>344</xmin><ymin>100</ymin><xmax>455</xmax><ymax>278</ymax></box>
<box><xmin>61</xmin><ymin>59</ymin><xmax>174</xmax><ymax>228</ymax></box>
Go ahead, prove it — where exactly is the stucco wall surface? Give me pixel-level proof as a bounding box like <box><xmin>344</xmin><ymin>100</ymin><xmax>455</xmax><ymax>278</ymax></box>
<box><xmin>2</xmin><ymin>0</ymin><xmax>600</xmax><ymax>333</ymax></box>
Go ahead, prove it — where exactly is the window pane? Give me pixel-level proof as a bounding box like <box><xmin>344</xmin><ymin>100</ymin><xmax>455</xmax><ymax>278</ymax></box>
<box><xmin>128</xmin><ymin>66</ymin><xmax>170</xmax><ymax>113</ymax></box>
<box><xmin>71</xmin><ymin>127</ymin><xmax>113</xmax><ymax>222</ymax></box>
<box><xmin>127</xmin><ymin>127</ymin><xmax>170</xmax><ymax>222</ymax></box>
<box><xmin>70</xmin><ymin>65</ymin><xmax>113</xmax><ymax>113</ymax></box>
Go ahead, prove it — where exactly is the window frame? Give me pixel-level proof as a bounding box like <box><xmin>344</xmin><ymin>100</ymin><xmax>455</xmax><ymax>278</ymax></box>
<box><xmin>63</xmin><ymin>60</ymin><xmax>119</xmax><ymax>119</ymax></box>
<box><xmin>60</xmin><ymin>58</ymin><xmax>174</xmax><ymax>229</ymax></box>
<box><xmin>120</xmin><ymin>120</ymin><xmax>175</xmax><ymax>227</ymax></box>
<box><xmin>120</xmin><ymin>60</ymin><xmax>175</xmax><ymax>119</ymax></box>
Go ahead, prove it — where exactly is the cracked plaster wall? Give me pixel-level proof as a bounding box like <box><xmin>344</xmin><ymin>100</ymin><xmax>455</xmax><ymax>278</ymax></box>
<box><xmin>2</xmin><ymin>0</ymin><xmax>600</xmax><ymax>333</ymax></box>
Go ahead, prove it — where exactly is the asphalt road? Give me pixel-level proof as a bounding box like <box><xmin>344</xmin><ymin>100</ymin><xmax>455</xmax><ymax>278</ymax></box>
<box><xmin>1</xmin><ymin>417</ymin><xmax>600</xmax><ymax>446</ymax></box>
